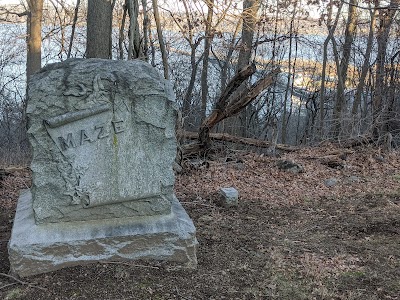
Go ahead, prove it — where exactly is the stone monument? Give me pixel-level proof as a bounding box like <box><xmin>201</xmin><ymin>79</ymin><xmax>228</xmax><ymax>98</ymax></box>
<box><xmin>8</xmin><ymin>59</ymin><xmax>197</xmax><ymax>277</ymax></box>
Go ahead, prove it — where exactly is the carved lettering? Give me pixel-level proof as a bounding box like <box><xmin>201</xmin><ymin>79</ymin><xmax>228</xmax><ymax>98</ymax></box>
<box><xmin>58</xmin><ymin>133</ymin><xmax>76</xmax><ymax>150</ymax></box>
<box><xmin>95</xmin><ymin>124</ymin><xmax>109</xmax><ymax>139</ymax></box>
<box><xmin>112</xmin><ymin>120</ymin><xmax>125</xmax><ymax>134</ymax></box>
<box><xmin>122</xmin><ymin>100</ymin><xmax>131</xmax><ymax>113</ymax></box>
<box><xmin>57</xmin><ymin>120</ymin><xmax>127</xmax><ymax>151</ymax></box>
<box><xmin>80</xmin><ymin>129</ymin><xmax>91</xmax><ymax>145</ymax></box>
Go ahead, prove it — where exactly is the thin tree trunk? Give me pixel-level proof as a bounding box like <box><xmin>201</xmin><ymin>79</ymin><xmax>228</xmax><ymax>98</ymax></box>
<box><xmin>237</xmin><ymin>0</ymin><xmax>259</xmax><ymax>70</ymax></box>
<box><xmin>67</xmin><ymin>0</ymin><xmax>80</xmax><ymax>59</ymax></box>
<box><xmin>352</xmin><ymin>4</ymin><xmax>377</xmax><ymax>116</ymax></box>
<box><xmin>373</xmin><ymin>0</ymin><xmax>399</xmax><ymax>137</ymax></box>
<box><xmin>318</xmin><ymin>1</ymin><xmax>342</xmax><ymax>139</ymax></box>
<box><xmin>127</xmin><ymin>0</ymin><xmax>136</xmax><ymax>59</ymax></box>
<box><xmin>200</xmin><ymin>0</ymin><xmax>215</xmax><ymax>122</ymax></box>
<box><xmin>141</xmin><ymin>0</ymin><xmax>149</xmax><ymax>61</ymax></box>
<box><xmin>183</xmin><ymin>44</ymin><xmax>203</xmax><ymax>119</ymax></box>
<box><xmin>26</xmin><ymin>0</ymin><xmax>43</xmax><ymax>80</ymax></box>
<box><xmin>152</xmin><ymin>0</ymin><xmax>169</xmax><ymax>79</ymax></box>
<box><xmin>237</xmin><ymin>0</ymin><xmax>260</xmax><ymax>137</ymax></box>
<box><xmin>282</xmin><ymin>3</ymin><xmax>297</xmax><ymax>144</ymax></box>
<box><xmin>119</xmin><ymin>3</ymin><xmax>128</xmax><ymax>59</ymax></box>
<box><xmin>332</xmin><ymin>0</ymin><xmax>357</xmax><ymax>138</ymax></box>
<box><xmin>220</xmin><ymin>20</ymin><xmax>241</xmax><ymax>92</ymax></box>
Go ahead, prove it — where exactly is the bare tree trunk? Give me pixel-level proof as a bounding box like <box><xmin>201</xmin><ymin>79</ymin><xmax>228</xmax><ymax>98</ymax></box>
<box><xmin>183</xmin><ymin>44</ymin><xmax>203</xmax><ymax>120</ymax></box>
<box><xmin>171</xmin><ymin>0</ymin><xmax>204</xmax><ymax>122</ymax></box>
<box><xmin>67</xmin><ymin>0</ymin><xmax>80</xmax><ymax>59</ymax></box>
<box><xmin>141</xmin><ymin>0</ymin><xmax>149</xmax><ymax>61</ymax></box>
<box><xmin>237</xmin><ymin>0</ymin><xmax>259</xmax><ymax>70</ymax></box>
<box><xmin>352</xmin><ymin>4</ymin><xmax>377</xmax><ymax>116</ymax></box>
<box><xmin>149</xmin><ymin>19</ymin><xmax>156</xmax><ymax>67</ymax></box>
<box><xmin>109</xmin><ymin>0</ymin><xmax>117</xmax><ymax>59</ymax></box>
<box><xmin>373</xmin><ymin>0</ymin><xmax>399</xmax><ymax>138</ymax></box>
<box><xmin>25</xmin><ymin>0</ymin><xmax>43</xmax><ymax>127</ymax></box>
<box><xmin>282</xmin><ymin>2</ymin><xmax>297</xmax><ymax>144</ymax></box>
<box><xmin>220</xmin><ymin>20</ymin><xmax>241</xmax><ymax>92</ymax></box>
<box><xmin>228</xmin><ymin>0</ymin><xmax>259</xmax><ymax>136</ymax></box>
<box><xmin>119</xmin><ymin>3</ymin><xmax>128</xmax><ymax>59</ymax></box>
<box><xmin>26</xmin><ymin>0</ymin><xmax>43</xmax><ymax>80</ymax></box>
<box><xmin>86</xmin><ymin>0</ymin><xmax>113</xmax><ymax>58</ymax></box>
<box><xmin>127</xmin><ymin>0</ymin><xmax>141</xmax><ymax>59</ymax></box>
<box><xmin>152</xmin><ymin>0</ymin><xmax>169</xmax><ymax>79</ymax></box>
<box><xmin>318</xmin><ymin>1</ymin><xmax>342</xmax><ymax>139</ymax></box>
<box><xmin>238</xmin><ymin>0</ymin><xmax>260</xmax><ymax>137</ymax></box>
<box><xmin>200</xmin><ymin>0</ymin><xmax>215</xmax><ymax>122</ymax></box>
<box><xmin>332</xmin><ymin>0</ymin><xmax>357</xmax><ymax>138</ymax></box>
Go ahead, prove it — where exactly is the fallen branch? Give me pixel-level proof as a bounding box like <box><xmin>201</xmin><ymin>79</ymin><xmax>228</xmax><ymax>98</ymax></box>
<box><xmin>99</xmin><ymin>261</ymin><xmax>160</xmax><ymax>270</ymax></box>
<box><xmin>0</xmin><ymin>272</ymin><xmax>46</xmax><ymax>291</ymax></box>
<box><xmin>0</xmin><ymin>282</ymin><xmax>17</xmax><ymax>290</ymax></box>
<box><xmin>179</xmin><ymin>131</ymin><xmax>299</xmax><ymax>152</ymax></box>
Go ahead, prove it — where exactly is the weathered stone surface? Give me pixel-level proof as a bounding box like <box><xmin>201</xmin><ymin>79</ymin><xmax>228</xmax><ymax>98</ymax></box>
<box><xmin>27</xmin><ymin>59</ymin><xmax>177</xmax><ymax>224</ymax></box>
<box><xmin>277</xmin><ymin>160</ymin><xmax>305</xmax><ymax>174</ymax></box>
<box><xmin>324</xmin><ymin>178</ymin><xmax>338</xmax><ymax>187</ymax></box>
<box><xmin>8</xmin><ymin>190</ymin><xmax>198</xmax><ymax>277</ymax></box>
<box><xmin>9</xmin><ymin>59</ymin><xmax>198</xmax><ymax>277</ymax></box>
<box><xmin>219</xmin><ymin>187</ymin><xmax>239</xmax><ymax>207</ymax></box>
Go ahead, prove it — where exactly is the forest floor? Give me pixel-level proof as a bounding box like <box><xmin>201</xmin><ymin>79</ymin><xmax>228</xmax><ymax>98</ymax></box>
<box><xmin>1</xmin><ymin>145</ymin><xmax>400</xmax><ymax>300</ymax></box>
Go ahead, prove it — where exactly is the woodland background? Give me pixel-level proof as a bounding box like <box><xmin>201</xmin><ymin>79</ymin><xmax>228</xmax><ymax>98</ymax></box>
<box><xmin>0</xmin><ymin>0</ymin><xmax>399</xmax><ymax>166</ymax></box>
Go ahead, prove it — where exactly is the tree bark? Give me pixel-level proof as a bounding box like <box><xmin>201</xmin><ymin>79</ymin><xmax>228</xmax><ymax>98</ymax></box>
<box><xmin>26</xmin><ymin>0</ymin><xmax>43</xmax><ymax>80</ymax></box>
<box><xmin>141</xmin><ymin>0</ymin><xmax>149</xmax><ymax>61</ymax></box>
<box><xmin>127</xmin><ymin>0</ymin><xmax>141</xmax><ymax>59</ymax></box>
<box><xmin>152</xmin><ymin>0</ymin><xmax>169</xmax><ymax>79</ymax></box>
<box><xmin>318</xmin><ymin>1</ymin><xmax>342</xmax><ymax>139</ymax></box>
<box><xmin>237</xmin><ymin>0</ymin><xmax>259</xmax><ymax>70</ymax></box>
<box><xmin>352</xmin><ymin>4</ymin><xmax>377</xmax><ymax>116</ymax></box>
<box><xmin>119</xmin><ymin>3</ymin><xmax>128</xmax><ymax>59</ymax></box>
<box><xmin>86</xmin><ymin>0</ymin><xmax>113</xmax><ymax>58</ymax></box>
<box><xmin>67</xmin><ymin>0</ymin><xmax>80</xmax><ymax>59</ymax></box>
<box><xmin>332</xmin><ymin>0</ymin><xmax>357</xmax><ymax>138</ymax></box>
<box><xmin>282</xmin><ymin>2</ymin><xmax>297</xmax><ymax>144</ymax></box>
<box><xmin>373</xmin><ymin>0</ymin><xmax>399</xmax><ymax>138</ymax></box>
<box><xmin>232</xmin><ymin>0</ymin><xmax>259</xmax><ymax>136</ymax></box>
<box><xmin>200</xmin><ymin>0</ymin><xmax>215</xmax><ymax>122</ymax></box>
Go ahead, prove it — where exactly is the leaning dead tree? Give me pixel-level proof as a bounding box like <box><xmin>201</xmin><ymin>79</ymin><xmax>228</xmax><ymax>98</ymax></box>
<box><xmin>181</xmin><ymin>64</ymin><xmax>280</xmax><ymax>158</ymax></box>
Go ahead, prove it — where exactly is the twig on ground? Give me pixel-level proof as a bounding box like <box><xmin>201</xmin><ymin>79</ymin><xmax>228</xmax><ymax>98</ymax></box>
<box><xmin>99</xmin><ymin>261</ymin><xmax>160</xmax><ymax>270</ymax></box>
<box><xmin>0</xmin><ymin>282</ymin><xmax>17</xmax><ymax>290</ymax></box>
<box><xmin>181</xmin><ymin>201</ymin><xmax>215</xmax><ymax>207</ymax></box>
<box><xmin>0</xmin><ymin>273</ymin><xmax>46</xmax><ymax>291</ymax></box>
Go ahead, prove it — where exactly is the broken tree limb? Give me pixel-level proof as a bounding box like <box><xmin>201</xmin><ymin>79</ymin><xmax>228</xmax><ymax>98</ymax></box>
<box><xmin>198</xmin><ymin>67</ymin><xmax>281</xmax><ymax>151</ymax></box>
<box><xmin>179</xmin><ymin>131</ymin><xmax>299</xmax><ymax>152</ymax></box>
<box><xmin>216</xmin><ymin>63</ymin><xmax>256</xmax><ymax>111</ymax></box>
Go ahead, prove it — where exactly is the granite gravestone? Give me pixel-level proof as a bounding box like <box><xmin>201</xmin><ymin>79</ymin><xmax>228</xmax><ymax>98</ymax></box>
<box><xmin>8</xmin><ymin>59</ymin><xmax>197</xmax><ymax>277</ymax></box>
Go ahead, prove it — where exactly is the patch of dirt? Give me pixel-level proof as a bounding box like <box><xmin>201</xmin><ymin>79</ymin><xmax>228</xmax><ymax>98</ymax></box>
<box><xmin>1</xmin><ymin>146</ymin><xmax>400</xmax><ymax>299</ymax></box>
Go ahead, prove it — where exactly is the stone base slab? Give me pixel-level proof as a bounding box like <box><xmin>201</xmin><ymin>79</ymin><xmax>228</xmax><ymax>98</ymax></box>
<box><xmin>8</xmin><ymin>190</ymin><xmax>198</xmax><ymax>277</ymax></box>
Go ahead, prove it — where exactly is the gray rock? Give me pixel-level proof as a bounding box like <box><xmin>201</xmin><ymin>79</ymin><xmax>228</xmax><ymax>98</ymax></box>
<box><xmin>277</xmin><ymin>160</ymin><xmax>305</xmax><ymax>174</ymax></box>
<box><xmin>347</xmin><ymin>175</ymin><xmax>361</xmax><ymax>183</ymax></box>
<box><xmin>324</xmin><ymin>178</ymin><xmax>338</xmax><ymax>187</ymax></box>
<box><xmin>219</xmin><ymin>187</ymin><xmax>239</xmax><ymax>207</ymax></box>
<box><xmin>27</xmin><ymin>59</ymin><xmax>177</xmax><ymax>224</ymax></box>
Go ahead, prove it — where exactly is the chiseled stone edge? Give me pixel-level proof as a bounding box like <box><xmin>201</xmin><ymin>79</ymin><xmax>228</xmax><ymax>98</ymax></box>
<box><xmin>8</xmin><ymin>190</ymin><xmax>198</xmax><ymax>277</ymax></box>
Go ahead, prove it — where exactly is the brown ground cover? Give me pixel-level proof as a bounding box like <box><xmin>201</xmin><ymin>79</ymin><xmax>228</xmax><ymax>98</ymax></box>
<box><xmin>1</xmin><ymin>145</ymin><xmax>400</xmax><ymax>299</ymax></box>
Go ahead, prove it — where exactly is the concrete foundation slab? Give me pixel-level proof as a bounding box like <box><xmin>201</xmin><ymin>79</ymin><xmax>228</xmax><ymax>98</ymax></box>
<box><xmin>8</xmin><ymin>190</ymin><xmax>198</xmax><ymax>277</ymax></box>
